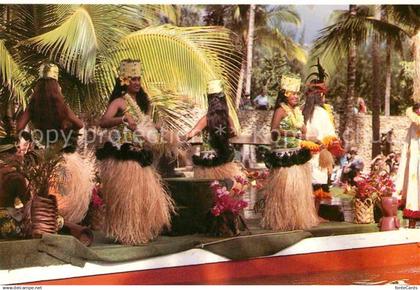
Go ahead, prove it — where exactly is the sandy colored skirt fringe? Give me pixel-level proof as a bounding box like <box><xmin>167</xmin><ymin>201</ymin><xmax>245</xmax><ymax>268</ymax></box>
<box><xmin>194</xmin><ymin>161</ymin><xmax>246</xmax><ymax>183</ymax></box>
<box><xmin>50</xmin><ymin>152</ymin><xmax>94</xmax><ymax>224</ymax></box>
<box><xmin>99</xmin><ymin>159</ymin><xmax>174</xmax><ymax>245</ymax></box>
<box><xmin>262</xmin><ymin>162</ymin><xmax>319</xmax><ymax>231</ymax></box>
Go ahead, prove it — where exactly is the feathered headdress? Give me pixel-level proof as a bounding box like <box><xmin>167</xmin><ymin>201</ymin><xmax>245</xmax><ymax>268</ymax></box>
<box><xmin>305</xmin><ymin>58</ymin><xmax>328</xmax><ymax>94</ymax></box>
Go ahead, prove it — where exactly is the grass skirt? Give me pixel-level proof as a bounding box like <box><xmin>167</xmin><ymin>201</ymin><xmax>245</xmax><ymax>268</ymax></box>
<box><xmin>194</xmin><ymin>161</ymin><xmax>245</xmax><ymax>183</ymax></box>
<box><xmin>99</xmin><ymin>159</ymin><xmax>174</xmax><ymax>245</ymax></box>
<box><xmin>262</xmin><ymin>162</ymin><xmax>319</xmax><ymax>231</ymax></box>
<box><xmin>50</xmin><ymin>152</ymin><xmax>94</xmax><ymax>224</ymax></box>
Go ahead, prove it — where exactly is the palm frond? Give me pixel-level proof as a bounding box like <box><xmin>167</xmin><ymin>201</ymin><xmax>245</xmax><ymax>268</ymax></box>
<box><xmin>384</xmin><ymin>5</ymin><xmax>420</xmax><ymax>33</ymax></box>
<box><xmin>267</xmin><ymin>5</ymin><xmax>301</xmax><ymax>27</ymax></box>
<box><xmin>312</xmin><ymin>6</ymin><xmax>409</xmax><ymax>75</ymax></box>
<box><xmin>0</xmin><ymin>39</ymin><xmax>30</xmax><ymax>106</ymax></box>
<box><xmin>23</xmin><ymin>5</ymin><xmax>151</xmax><ymax>83</ymax></box>
<box><xmin>101</xmin><ymin>24</ymin><xmax>242</xmax><ymax>129</ymax></box>
<box><xmin>257</xmin><ymin>27</ymin><xmax>307</xmax><ymax>64</ymax></box>
<box><xmin>148</xmin><ymin>87</ymin><xmax>196</xmax><ymax>133</ymax></box>
<box><xmin>24</xmin><ymin>6</ymin><xmax>99</xmax><ymax>83</ymax></box>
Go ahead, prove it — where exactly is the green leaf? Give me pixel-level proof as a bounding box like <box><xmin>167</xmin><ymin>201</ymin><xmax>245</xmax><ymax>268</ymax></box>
<box><xmin>0</xmin><ymin>39</ymin><xmax>30</xmax><ymax>106</ymax></box>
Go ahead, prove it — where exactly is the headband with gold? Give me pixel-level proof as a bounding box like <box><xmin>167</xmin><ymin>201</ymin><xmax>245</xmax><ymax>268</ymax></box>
<box><xmin>207</xmin><ymin>79</ymin><xmax>223</xmax><ymax>95</ymax></box>
<box><xmin>280</xmin><ymin>75</ymin><xmax>301</xmax><ymax>93</ymax></box>
<box><xmin>119</xmin><ymin>60</ymin><xmax>141</xmax><ymax>86</ymax></box>
<box><xmin>39</xmin><ymin>63</ymin><xmax>59</xmax><ymax>80</ymax></box>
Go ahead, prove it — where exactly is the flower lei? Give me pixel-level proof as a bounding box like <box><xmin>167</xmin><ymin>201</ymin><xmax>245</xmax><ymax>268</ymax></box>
<box><xmin>123</xmin><ymin>93</ymin><xmax>144</xmax><ymax>123</ymax></box>
<box><xmin>299</xmin><ymin>136</ymin><xmax>344</xmax><ymax>157</ymax></box>
<box><xmin>280</xmin><ymin>103</ymin><xmax>304</xmax><ymax>129</ymax></box>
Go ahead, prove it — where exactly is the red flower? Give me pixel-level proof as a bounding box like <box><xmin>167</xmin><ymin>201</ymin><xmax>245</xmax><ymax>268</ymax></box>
<box><xmin>91</xmin><ymin>185</ymin><xmax>104</xmax><ymax>208</ymax></box>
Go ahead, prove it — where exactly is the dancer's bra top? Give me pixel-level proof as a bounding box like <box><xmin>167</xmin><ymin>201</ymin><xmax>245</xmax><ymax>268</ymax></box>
<box><xmin>274</xmin><ymin>103</ymin><xmax>304</xmax><ymax>149</ymax></box>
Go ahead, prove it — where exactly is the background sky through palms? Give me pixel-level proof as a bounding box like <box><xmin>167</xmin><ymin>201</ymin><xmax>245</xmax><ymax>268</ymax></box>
<box><xmin>295</xmin><ymin>5</ymin><xmax>347</xmax><ymax>46</ymax></box>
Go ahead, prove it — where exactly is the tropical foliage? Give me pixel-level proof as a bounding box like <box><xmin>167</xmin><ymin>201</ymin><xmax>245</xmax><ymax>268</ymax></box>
<box><xmin>0</xmin><ymin>4</ymin><xmax>242</xmax><ymax>132</ymax></box>
<box><xmin>312</xmin><ymin>4</ymin><xmax>418</xmax><ymax>156</ymax></box>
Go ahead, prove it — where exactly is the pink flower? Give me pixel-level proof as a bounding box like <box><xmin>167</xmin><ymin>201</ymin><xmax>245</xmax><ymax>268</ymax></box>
<box><xmin>234</xmin><ymin>175</ymin><xmax>249</xmax><ymax>185</ymax></box>
<box><xmin>211</xmin><ymin>206</ymin><xmax>221</xmax><ymax>216</ymax></box>
<box><xmin>210</xmin><ymin>180</ymin><xmax>220</xmax><ymax>189</ymax></box>
<box><xmin>91</xmin><ymin>186</ymin><xmax>104</xmax><ymax>208</ymax></box>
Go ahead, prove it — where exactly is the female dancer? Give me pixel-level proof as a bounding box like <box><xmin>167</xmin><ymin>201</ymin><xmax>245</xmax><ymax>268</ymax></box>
<box><xmin>185</xmin><ymin>80</ymin><xmax>244</xmax><ymax>182</ymax></box>
<box><xmin>16</xmin><ymin>63</ymin><xmax>93</xmax><ymax>224</ymax></box>
<box><xmin>96</xmin><ymin>59</ymin><xmax>174</xmax><ymax>245</ymax></box>
<box><xmin>262</xmin><ymin>75</ymin><xmax>319</xmax><ymax>231</ymax></box>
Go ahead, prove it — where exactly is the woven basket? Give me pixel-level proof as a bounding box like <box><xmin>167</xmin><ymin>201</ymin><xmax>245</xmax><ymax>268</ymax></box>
<box><xmin>353</xmin><ymin>198</ymin><xmax>374</xmax><ymax>224</ymax></box>
<box><xmin>23</xmin><ymin>194</ymin><xmax>58</xmax><ymax>238</ymax></box>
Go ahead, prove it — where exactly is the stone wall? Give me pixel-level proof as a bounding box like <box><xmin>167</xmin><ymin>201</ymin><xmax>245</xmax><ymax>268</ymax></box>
<box><xmin>238</xmin><ymin>110</ymin><xmax>411</xmax><ymax>166</ymax></box>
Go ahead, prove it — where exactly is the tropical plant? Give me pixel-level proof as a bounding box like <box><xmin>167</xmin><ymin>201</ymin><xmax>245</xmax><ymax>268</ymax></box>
<box><xmin>204</xmin><ymin>5</ymin><xmax>305</xmax><ymax>108</ymax></box>
<box><xmin>371</xmin><ymin>5</ymin><xmax>382</xmax><ymax>158</ymax></box>
<box><xmin>383</xmin><ymin>5</ymin><xmax>420</xmax><ymax>104</ymax></box>
<box><xmin>250</xmin><ymin>6</ymin><xmax>306</xmax><ymax>101</ymax></box>
<box><xmin>312</xmin><ymin>5</ymin><xmax>417</xmax><ymax>154</ymax></box>
<box><xmin>0</xmin><ymin>4</ymin><xmax>242</xmax><ymax>132</ymax></box>
<box><xmin>244</xmin><ymin>4</ymin><xmax>256</xmax><ymax>98</ymax></box>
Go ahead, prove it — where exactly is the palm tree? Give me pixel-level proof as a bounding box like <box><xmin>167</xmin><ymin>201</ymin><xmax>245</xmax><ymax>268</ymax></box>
<box><xmin>313</xmin><ymin>5</ymin><xmax>411</xmax><ymax>149</ymax></box>
<box><xmin>383</xmin><ymin>6</ymin><xmax>420</xmax><ymax>103</ymax></box>
<box><xmin>244</xmin><ymin>4</ymin><xmax>256</xmax><ymax>97</ymax></box>
<box><xmin>0</xmin><ymin>4</ymin><xmax>243</xmax><ymax>132</ymax></box>
<box><xmin>204</xmin><ymin>5</ymin><xmax>305</xmax><ymax>109</ymax></box>
<box><xmin>371</xmin><ymin>5</ymin><xmax>382</xmax><ymax>158</ymax></box>
<box><xmin>313</xmin><ymin>5</ymin><xmax>359</xmax><ymax>143</ymax></box>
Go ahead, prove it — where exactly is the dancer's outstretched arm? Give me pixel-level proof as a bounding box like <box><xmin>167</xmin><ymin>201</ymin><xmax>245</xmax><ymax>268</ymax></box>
<box><xmin>186</xmin><ymin>115</ymin><xmax>207</xmax><ymax>140</ymax></box>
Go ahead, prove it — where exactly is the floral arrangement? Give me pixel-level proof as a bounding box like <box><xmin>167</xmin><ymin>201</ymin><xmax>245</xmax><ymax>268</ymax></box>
<box><xmin>91</xmin><ymin>184</ymin><xmax>104</xmax><ymax>209</ymax></box>
<box><xmin>403</xmin><ymin>209</ymin><xmax>420</xmax><ymax>219</ymax></box>
<box><xmin>245</xmin><ymin>169</ymin><xmax>269</xmax><ymax>190</ymax></box>
<box><xmin>210</xmin><ymin>177</ymin><xmax>248</xmax><ymax>217</ymax></box>
<box><xmin>313</xmin><ymin>188</ymin><xmax>331</xmax><ymax>200</ymax></box>
<box><xmin>354</xmin><ymin>171</ymin><xmax>395</xmax><ymax>201</ymax></box>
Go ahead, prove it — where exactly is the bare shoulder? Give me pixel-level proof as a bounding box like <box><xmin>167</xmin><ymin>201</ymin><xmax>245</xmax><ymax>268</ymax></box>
<box><xmin>274</xmin><ymin>106</ymin><xmax>286</xmax><ymax>117</ymax></box>
<box><xmin>109</xmin><ymin>97</ymin><xmax>126</xmax><ymax>110</ymax></box>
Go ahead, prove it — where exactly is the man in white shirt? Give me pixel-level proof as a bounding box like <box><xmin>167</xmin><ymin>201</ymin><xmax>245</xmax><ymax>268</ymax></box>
<box><xmin>253</xmin><ymin>88</ymin><xmax>269</xmax><ymax>110</ymax></box>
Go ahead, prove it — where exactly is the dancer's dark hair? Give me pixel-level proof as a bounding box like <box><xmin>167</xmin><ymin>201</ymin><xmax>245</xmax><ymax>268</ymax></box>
<box><xmin>206</xmin><ymin>92</ymin><xmax>230</xmax><ymax>154</ymax></box>
<box><xmin>302</xmin><ymin>92</ymin><xmax>324</xmax><ymax>124</ymax></box>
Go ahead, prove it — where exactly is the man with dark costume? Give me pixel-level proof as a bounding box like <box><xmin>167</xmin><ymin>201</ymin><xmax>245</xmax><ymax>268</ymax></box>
<box><xmin>302</xmin><ymin>59</ymin><xmax>337</xmax><ymax>197</ymax></box>
<box><xmin>96</xmin><ymin>59</ymin><xmax>174</xmax><ymax>245</ymax></box>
